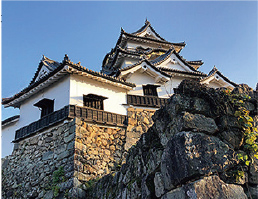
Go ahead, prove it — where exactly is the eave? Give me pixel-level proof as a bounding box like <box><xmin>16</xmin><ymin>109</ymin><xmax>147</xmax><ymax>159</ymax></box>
<box><xmin>201</xmin><ymin>67</ymin><xmax>238</xmax><ymax>87</ymax></box>
<box><xmin>3</xmin><ymin>61</ymin><xmax>136</xmax><ymax>108</ymax></box>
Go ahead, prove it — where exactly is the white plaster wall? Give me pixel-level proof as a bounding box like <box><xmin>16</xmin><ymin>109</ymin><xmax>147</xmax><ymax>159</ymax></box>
<box><xmin>127</xmin><ymin>71</ymin><xmax>158</xmax><ymax>96</ymax></box>
<box><xmin>158</xmin><ymin>54</ymin><xmax>191</xmax><ymax>72</ymax></box>
<box><xmin>70</xmin><ymin>74</ymin><xmax>128</xmax><ymax>115</ymax></box>
<box><xmin>18</xmin><ymin>76</ymin><xmax>70</xmax><ymax>127</ymax></box>
<box><xmin>127</xmin><ymin>71</ymin><xmax>193</xmax><ymax>98</ymax></box>
<box><xmin>159</xmin><ymin>77</ymin><xmax>191</xmax><ymax>98</ymax></box>
<box><xmin>1</xmin><ymin>76</ymin><xmax>70</xmax><ymax>157</ymax></box>
<box><xmin>2</xmin><ymin>121</ymin><xmax>18</xmax><ymax>157</ymax></box>
<box><xmin>137</xmin><ymin>27</ymin><xmax>159</xmax><ymax>39</ymax></box>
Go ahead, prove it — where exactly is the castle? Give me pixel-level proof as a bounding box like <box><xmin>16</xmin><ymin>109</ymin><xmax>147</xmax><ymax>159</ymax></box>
<box><xmin>2</xmin><ymin>20</ymin><xmax>246</xmax><ymax>199</ymax></box>
<box><xmin>2</xmin><ymin>20</ymin><xmax>237</xmax><ymax>158</ymax></box>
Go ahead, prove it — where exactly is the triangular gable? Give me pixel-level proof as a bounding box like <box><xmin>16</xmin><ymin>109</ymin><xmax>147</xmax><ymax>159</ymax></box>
<box><xmin>200</xmin><ymin>67</ymin><xmax>238</xmax><ymax>88</ymax></box>
<box><xmin>119</xmin><ymin>60</ymin><xmax>170</xmax><ymax>84</ymax></box>
<box><xmin>151</xmin><ymin>49</ymin><xmax>197</xmax><ymax>73</ymax></box>
<box><xmin>131</xmin><ymin>20</ymin><xmax>166</xmax><ymax>41</ymax></box>
<box><xmin>30</xmin><ymin>56</ymin><xmax>60</xmax><ymax>85</ymax></box>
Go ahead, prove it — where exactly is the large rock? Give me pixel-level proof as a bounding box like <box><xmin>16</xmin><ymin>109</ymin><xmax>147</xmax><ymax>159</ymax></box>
<box><xmin>152</xmin><ymin>94</ymin><xmax>212</xmax><ymax>146</ymax></box>
<box><xmin>179</xmin><ymin>112</ymin><xmax>218</xmax><ymax>134</ymax></box>
<box><xmin>161</xmin><ymin>175</ymin><xmax>247</xmax><ymax>199</ymax></box>
<box><xmin>161</xmin><ymin>132</ymin><xmax>237</xmax><ymax>190</ymax></box>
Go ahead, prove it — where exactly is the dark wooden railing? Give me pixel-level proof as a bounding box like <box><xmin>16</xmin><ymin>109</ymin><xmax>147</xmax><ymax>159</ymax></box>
<box><xmin>127</xmin><ymin>94</ymin><xmax>168</xmax><ymax>108</ymax></box>
<box><xmin>15</xmin><ymin>106</ymin><xmax>70</xmax><ymax>142</ymax></box>
<box><xmin>14</xmin><ymin>105</ymin><xmax>127</xmax><ymax>142</ymax></box>
<box><xmin>68</xmin><ymin>105</ymin><xmax>127</xmax><ymax>127</ymax></box>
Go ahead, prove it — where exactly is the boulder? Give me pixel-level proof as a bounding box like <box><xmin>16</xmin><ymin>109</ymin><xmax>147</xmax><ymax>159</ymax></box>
<box><xmin>179</xmin><ymin>112</ymin><xmax>218</xmax><ymax>134</ymax></box>
<box><xmin>161</xmin><ymin>132</ymin><xmax>237</xmax><ymax>190</ymax></box>
<box><xmin>161</xmin><ymin>175</ymin><xmax>247</xmax><ymax>199</ymax></box>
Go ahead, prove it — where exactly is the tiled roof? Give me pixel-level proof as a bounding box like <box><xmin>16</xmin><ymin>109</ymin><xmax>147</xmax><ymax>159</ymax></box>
<box><xmin>149</xmin><ymin>48</ymin><xmax>174</xmax><ymax>66</ymax></box>
<box><xmin>149</xmin><ymin>48</ymin><xmax>199</xmax><ymax>72</ymax></box>
<box><xmin>186</xmin><ymin>60</ymin><xmax>204</xmax><ymax>65</ymax></box>
<box><xmin>30</xmin><ymin>55</ymin><xmax>61</xmax><ymax>85</ymax></box>
<box><xmin>67</xmin><ymin>62</ymin><xmax>136</xmax><ymax>87</ymax></box>
<box><xmin>159</xmin><ymin>67</ymin><xmax>207</xmax><ymax>77</ymax></box>
<box><xmin>2</xmin><ymin>55</ymin><xmax>135</xmax><ymax>106</ymax></box>
<box><xmin>119</xmin><ymin>59</ymin><xmax>171</xmax><ymax>78</ymax></box>
<box><xmin>119</xmin><ymin>48</ymin><xmax>207</xmax><ymax>78</ymax></box>
<box><xmin>201</xmin><ymin>66</ymin><xmax>238</xmax><ymax>87</ymax></box>
<box><xmin>123</xmin><ymin>31</ymin><xmax>186</xmax><ymax>47</ymax></box>
<box><xmin>131</xmin><ymin>20</ymin><xmax>167</xmax><ymax>41</ymax></box>
<box><xmin>2</xmin><ymin>115</ymin><xmax>20</xmax><ymax>126</ymax></box>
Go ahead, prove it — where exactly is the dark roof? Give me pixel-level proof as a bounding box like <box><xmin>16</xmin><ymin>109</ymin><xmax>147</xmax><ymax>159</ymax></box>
<box><xmin>159</xmin><ymin>68</ymin><xmax>207</xmax><ymax>77</ymax></box>
<box><xmin>2</xmin><ymin>115</ymin><xmax>20</xmax><ymax>126</ymax></box>
<box><xmin>149</xmin><ymin>48</ymin><xmax>199</xmax><ymax>72</ymax></box>
<box><xmin>30</xmin><ymin>55</ymin><xmax>60</xmax><ymax>85</ymax></box>
<box><xmin>123</xmin><ymin>31</ymin><xmax>186</xmax><ymax>47</ymax></box>
<box><xmin>149</xmin><ymin>48</ymin><xmax>174</xmax><ymax>66</ymax></box>
<box><xmin>2</xmin><ymin>55</ymin><xmax>135</xmax><ymax>106</ymax></box>
<box><xmin>119</xmin><ymin>48</ymin><xmax>207</xmax><ymax>78</ymax></box>
<box><xmin>186</xmin><ymin>60</ymin><xmax>204</xmax><ymax>65</ymax></box>
<box><xmin>119</xmin><ymin>59</ymin><xmax>171</xmax><ymax>78</ymax></box>
<box><xmin>68</xmin><ymin>62</ymin><xmax>136</xmax><ymax>87</ymax></box>
<box><xmin>203</xmin><ymin>66</ymin><xmax>238</xmax><ymax>87</ymax></box>
<box><xmin>131</xmin><ymin>20</ymin><xmax>167</xmax><ymax>41</ymax></box>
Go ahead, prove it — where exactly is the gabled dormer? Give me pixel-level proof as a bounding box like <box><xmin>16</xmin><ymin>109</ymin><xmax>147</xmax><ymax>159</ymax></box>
<box><xmin>131</xmin><ymin>19</ymin><xmax>167</xmax><ymax>41</ymax></box>
<box><xmin>30</xmin><ymin>55</ymin><xmax>61</xmax><ymax>85</ymax></box>
<box><xmin>200</xmin><ymin>66</ymin><xmax>238</xmax><ymax>89</ymax></box>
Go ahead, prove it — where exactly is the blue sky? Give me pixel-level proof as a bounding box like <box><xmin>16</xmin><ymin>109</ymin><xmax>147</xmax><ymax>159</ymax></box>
<box><xmin>1</xmin><ymin>1</ymin><xmax>257</xmax><ymax>120</ymax></box>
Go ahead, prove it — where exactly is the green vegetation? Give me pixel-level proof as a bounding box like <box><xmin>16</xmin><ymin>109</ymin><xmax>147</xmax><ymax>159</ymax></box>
<box><xmin>223</xmin><ymin>89</ymin><xmax>258</xmax><ymax>181</ymax></box>
<box><xmin>52</xmin><ymin>166</ymin><xmax>66</xmax><ymax>198</ymax></box>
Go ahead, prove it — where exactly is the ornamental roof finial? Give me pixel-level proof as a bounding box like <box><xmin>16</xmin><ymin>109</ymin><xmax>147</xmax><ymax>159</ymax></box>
<box><xmin>145</xmin><ymin>18</ymin><xmax>149</xmax><ymax>24</ymax></box>
<box><xmin>64</xmin><ymin>54</ymin><xmax>70</xmax><ymax>62</ymax></box>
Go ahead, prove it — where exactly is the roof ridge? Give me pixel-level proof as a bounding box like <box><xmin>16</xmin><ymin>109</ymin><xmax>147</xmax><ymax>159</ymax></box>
<box><xmin>29</xmin><ymin>55</ymin><xmax>61</xmax><ymax>85</ymax></box>
<box><xmin>202</xmin><ymin>66</ymin><xmax>238</xmax><ymax>87</ymax></box>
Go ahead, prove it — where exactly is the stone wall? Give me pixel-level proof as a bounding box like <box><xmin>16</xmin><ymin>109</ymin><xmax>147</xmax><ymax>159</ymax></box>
<box><xmin>2</xmin><ymin>118</ymin><xmax>127</xmax><ymax>199</ymax></box>
<box><xmin>86</xmin><ymin>80</ymin><xmax>258</xmax><ymax>199</ymax></box>
<box><xmin>73</xmin><ymin>118</ymin><xmax>127</xmax><ymax>186</ymax></box>
<box><xmin>2</xmin><ymin>119</ymin><xmax>76</xmax><ymax>199</ymax></box>
<box><xmin>125</xmin><ymin>107</ymin><xmax>155</xmax><ymax>150</ymax></box>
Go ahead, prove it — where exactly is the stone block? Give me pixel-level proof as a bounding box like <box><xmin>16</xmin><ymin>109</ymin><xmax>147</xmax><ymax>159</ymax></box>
<box><xmin>64</xmin><ymin>133</ymin><xmax>75</xmax><ymax>143</ymax></box>
<box><xmin>161</xmin><ymin>132</ymin><xmax>236</xmax><ymax>190</ymax></box>
<box><xmin>29</xmin><ymin>136</ymin><xmax>38</xmax><ymax>145</ymax></box>
<box><xmin>161</xmin><ymin>176</ymin><xmax>247</xmax><ymax>199</ymax></box>
<box><xmin>179</xmin><ymin>112</ymin><xmax>218</xmax><ymax>134</ymax></box>
<box><xmin>42</xmin><ymin>151</ymin><xmax>54</xmax><ymax>161</ymax></box>
<box><xmin>57</xmin><ymin>150</ymin><xmax>70</xmax><ymax>160</ymax></box>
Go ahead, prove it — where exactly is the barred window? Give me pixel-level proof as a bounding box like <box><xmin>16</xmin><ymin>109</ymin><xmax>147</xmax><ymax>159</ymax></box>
<box><xmin>83</xmin><ymin>94</ymin><xmax>107</xmax><ymax>110</ymax></box>
<box><xmin>143</xmin><ymin>84</ymin><xmax>160</xmax><ymax>97</ymax></box>
<box><xmin>34</xmin><ymin>98</ymin><xmax>54</xmax><ymax>118</ymax></box>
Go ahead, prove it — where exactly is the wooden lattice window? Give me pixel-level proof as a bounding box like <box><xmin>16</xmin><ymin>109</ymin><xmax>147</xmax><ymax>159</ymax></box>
<box><xmin>34</xmin><ymin>98</ymin><xmax>54</xmax><ymax>118</ymax></box>
<box><xmin>143</xmin><ymin>84</ymin><xmax>160</xmax><ymax>97</ymax></box>
<box><xmin>83</xmin><ymin>94</ymin><xmax>107</xmax><ymax>110</ymax></box>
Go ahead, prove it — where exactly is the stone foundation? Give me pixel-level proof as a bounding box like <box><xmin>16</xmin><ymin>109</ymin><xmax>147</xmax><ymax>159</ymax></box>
<box><xmin>73</xmin><ymin>118</ymin><xmax>127</xmax><ymax>185</ymax></box>
<box><xmin>125</xmin><ymin>107</ymin><xmax>155</xmax><ymax>150</ymax></box>
<box><xmin>2</xmin><ymin>119</ymin><xmax>76</xmax><ymax>199</ymax></box>
<box><xmin>1</xmin><ymin>118</ymin><xmax>127</xmax><ymax>199</ymax></box>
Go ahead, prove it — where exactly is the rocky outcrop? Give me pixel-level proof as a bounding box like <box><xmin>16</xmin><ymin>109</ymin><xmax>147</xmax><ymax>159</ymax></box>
<box><xmin>87</xmin><ymin>80</ymin><xmax>257</xmax><ymax>199</ymax></box>
<box><xmin>2</xmin><ymin>80</ymin><xmax>257</xmax><ymax>198</ymax></box>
